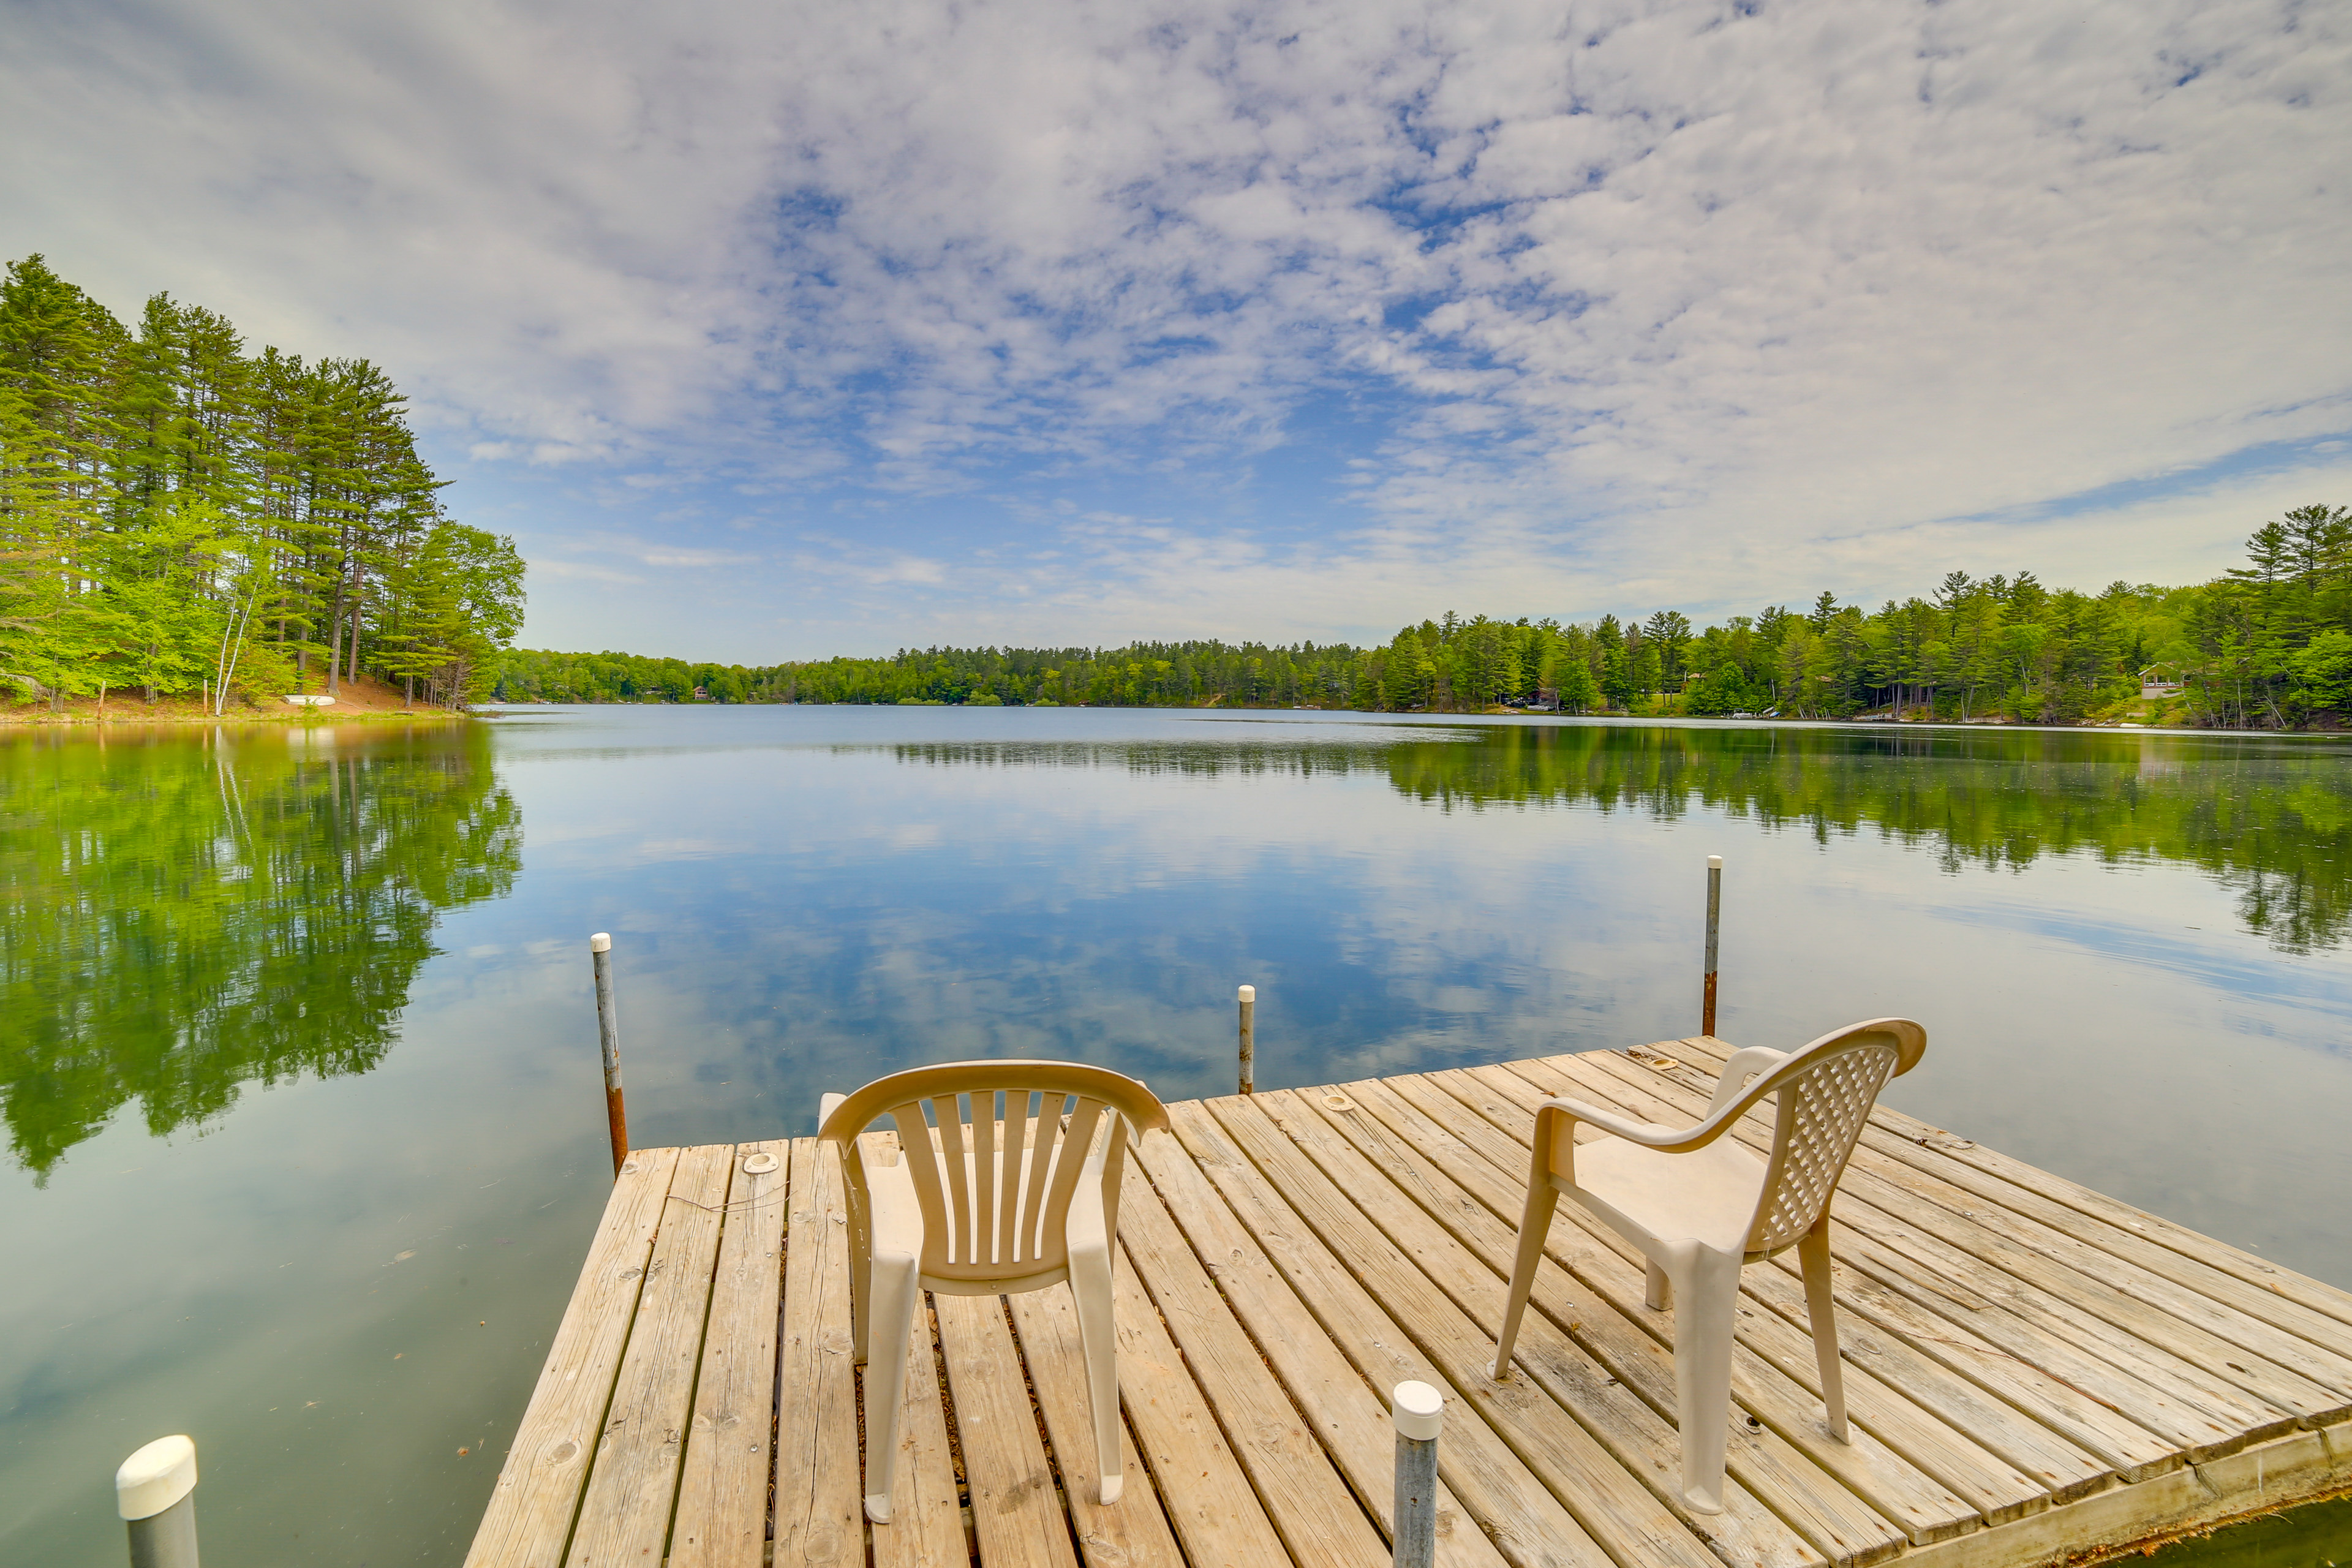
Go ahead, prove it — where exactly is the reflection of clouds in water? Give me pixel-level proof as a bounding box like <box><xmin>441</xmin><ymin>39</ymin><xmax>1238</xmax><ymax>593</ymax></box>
<box><xmin>486</xmin><ymin>710</ymin><xmax>2352</xmax><ymax>1286</ymax></box>
<box><xmin>1928</xmin><ymin>897</ymin><xmax>2352</xmax><ymax>1036</ymax></box>
<box><xmin>598</xmin><ymin>755</ymin><xmax>1668</xmax><ymax>1111</ymax></box>
<box><xmin>633</xmin><ymin>838</ymin><xmax>736</xmax><ymax>861</ymax></box>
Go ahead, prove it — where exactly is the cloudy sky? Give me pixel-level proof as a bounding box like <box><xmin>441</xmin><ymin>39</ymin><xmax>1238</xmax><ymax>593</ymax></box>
<box><xmin>6</xmin><ymin>0</ymin><xmax>2348</xmax><ymax>659</ymax></box>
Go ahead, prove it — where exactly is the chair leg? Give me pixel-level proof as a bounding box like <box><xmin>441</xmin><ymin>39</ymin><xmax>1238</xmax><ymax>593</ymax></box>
<box><xmin>1645</xmin><ymin>1261</ymin><xmax>1672</xmax><ymax>1311</ymax></box>
<box><xmin>850</xmin><ymin>1243</ymin><xmax>874</xmax><ymax>1363</ymax></box>
<box><xmin>1492</xmin><ymin>1183</ymin><xmax>1558</xmax><ymax>1379</ymax></box>
<box><xmin>1670</xmin><ymin>1246</ymin><xmax>1741</xmax><ymax>1515</ymax></box>
<box><xmin>1798</xmin><ymin>1223</ymin><xmax>1849</xmax><ymax>1441</ymax></box>
<box><xmin>861</xmin><ymin>1256</ymin><xmax>919</xmax><ymax>1523</ymax></box>
<box><xmin>1069</xmin><ymin>1245</ymin><xmax>1124</xmax><ymax>1504</ymax></box>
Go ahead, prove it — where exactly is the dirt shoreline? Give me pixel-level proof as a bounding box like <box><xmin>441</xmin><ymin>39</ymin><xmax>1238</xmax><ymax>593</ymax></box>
<box><xmin>3</xmin><ymin>672</ymin><xmax>475</xmax><ymax>726</ymax></box>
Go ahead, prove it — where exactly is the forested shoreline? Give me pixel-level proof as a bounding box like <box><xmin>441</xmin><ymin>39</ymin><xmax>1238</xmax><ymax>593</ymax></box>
<box><xmin>496</xmin><ymin>505</ymin><xmax>2352</xmax><ymax>729</ymax></box>
<box><xmin>1</xmin><ymin>255</ymin><xmax>525</xmax><ymax>714</ymax></box>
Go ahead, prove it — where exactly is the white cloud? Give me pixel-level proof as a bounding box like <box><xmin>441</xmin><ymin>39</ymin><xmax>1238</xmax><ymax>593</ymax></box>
<box><xmin>636</xmin><ymin>548</ymin><xmax>759</xmax><ymax>568</ymax></box>
<box><xmin>529</xmin><ymin>559</ymin><xmax>643</xmax><ymax>586</ymax></box>
<box><xmin>6</xmin><ymin>0</ymin><xmax>2347</xmax><ymax>655</ymax></box>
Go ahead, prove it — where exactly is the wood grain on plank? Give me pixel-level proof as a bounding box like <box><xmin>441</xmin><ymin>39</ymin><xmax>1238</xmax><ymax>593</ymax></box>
<box><xmin>1565</xmin><ymin>1049</ymin><xmax>2352</xmax><ymax>1427</ymax></box>
<box><xmin>1323</xmin><ymin>1077</ymin><xmax>1904</xmax><ymax>1568</ymax></box>
<box><xmin>775</xmin><ymin>1137</ymin><xmax>862</xmax><ymax>1567</ymax></box>
<box><xmin>1671</xmin><ymin>1035</ymin><xmax>2352</xmax><ymax>1341</ymax></box>
<box><xmin>1488</xmin><ymin>1057</ymin><xmax>2262</xmax><ymax>1457</ymax></box>
<box><xmin>1128</xmin><ymin>1130</ymin><xmax>1510</xmax><ymax>1568</ymax></box>
<box><xmin>934</xmin><ymin>1291</ymin><xmax>1082</xmax><ymax>1568</ymax></box>
<box><xmin>1459</xmin><ymin>1060</ymin><xmax>2194</xmax><ymax>1470</ymax></box>
<box><xmin>1004</xmin><ymin>1280</ymin><xmax>1189</xmax><ymax>1568</ymax></box>
<box><xmin>868</xmin><ymin>1300</ymin><xmax>968</xmax><ymax>1568</ymax></box>
<box><xmin>1852</xmin><ymin>1115</ymin><xmax>2352</xmax><ymax>1384</ymax></box>
<box><xmin>1265</xmin><ymin>1085</ymin><xmax>1837</xmax><ymax>1568</ymax></box>
<box><xmin>1205</xmin><ymin>1094</ymin><xmax>1740</xmax><ymax>1567</ymax></box>
<box><xmin>1165</xmin><ymin>1101</ymin><xmax>1613</xmax><ymax>1568</ymax></box>
<box><xmin>671</xmin><ymin>1140</ymin><xmax>791</xmax><ymax>1568</ymax></box>
<box><xmin>568</xmin><ymin>1142</ymin><xmax>734</xmax><ymax>1566</ymax></box>
<box><xmin>1101</xmin><ymin>1246</ymin><xmax>1295</xmax><ymax>1566</ymax></box>
<box><xmin>1110</xmin><ymin>1169</ymin><xmax>1397</xmax><ymax>1568</ymax></box>
<box><xmin>465</xmin><ymin>1145</ymin><xmax>681</xmax><ymax>1568</ymax></box>
<box><xmin>1538</xmin><ymin>1052</ymin><xmax>2304</xmax><ymax>1451</ymax></box>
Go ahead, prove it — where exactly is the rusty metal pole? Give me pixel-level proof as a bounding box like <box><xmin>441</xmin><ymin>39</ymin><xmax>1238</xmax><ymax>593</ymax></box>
<box><xmin>590</xmin><ymin>933</ymin><xmax>628</xmax><ymax>1176</ymax></box>
<box><xmin>1237</xmin><ymin>984</ymin><xmax>1256</xmax><ymax>1095</ymax></box>
<box><xmin>1702</xmin><ymin>855</ymin><xmax>1722</xmax><ymax>1038</ymax></box>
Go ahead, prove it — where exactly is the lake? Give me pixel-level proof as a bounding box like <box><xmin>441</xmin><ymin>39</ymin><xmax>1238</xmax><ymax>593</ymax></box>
<box><xmin>5</xmin><ymin>706</ymin><xmax>2350</xmax><ymax>1566</ymax></box>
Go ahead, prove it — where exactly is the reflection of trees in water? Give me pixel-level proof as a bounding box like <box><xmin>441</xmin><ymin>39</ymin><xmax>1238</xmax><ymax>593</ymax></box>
<box><xmin>885</xmin><ymin>726</ymin><xmax>2352</xmax><ymax>950</ymax></box>
<box><xmin>1382</xmin><ymin>725</ymin><xmax>2352</xmax><ymax>954</ymax></box>
<box><xmin>1</xmin><ymin>726</ymin><xmax>521</xmax><ymax>1177</ymax></box>
<box><xmin>884</xmin><ymin>739</ymin><xmax>1405</xmax><ymax>780</ymax></box>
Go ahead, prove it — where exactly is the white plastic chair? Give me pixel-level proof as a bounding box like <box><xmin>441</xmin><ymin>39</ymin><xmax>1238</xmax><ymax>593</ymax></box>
<box><xmin>1491</xmin><ymin>1019</ymin><xmax>1926</xmax><ymax>1513</ymax></box>
<box><xmin>817</xmin><ymin>1060</ymin><xmax>1169</xmax><ymax>1524</ymax></box>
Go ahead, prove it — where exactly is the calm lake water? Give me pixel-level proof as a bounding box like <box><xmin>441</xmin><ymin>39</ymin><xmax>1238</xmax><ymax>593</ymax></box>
<box><xmin>6</xmin><ymin>706</ymin><xmax>2351</xmax><ymax>1566</ymax></box>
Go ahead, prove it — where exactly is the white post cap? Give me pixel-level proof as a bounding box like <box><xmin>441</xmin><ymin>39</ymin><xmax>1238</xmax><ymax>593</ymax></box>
<box><xmin>116</xmin><ymin>1434</ymin><xmax>197</xmax><ymax>1520</ymax></box>
<box><xmin>1237</xmin><ymin>984</ymin><xmax>1255</xmax><ymax>1002</ymax></box>
<box><xmin>590</xmin><ymin>932</ymin><xmax>612</xmax><ymax>953</ymax></box>
<box><xmin>1707</xmin><ymin>855</ymin><xmax>1722</xmax><ymax>870</ymax></box>
<box><xmin>1392</xmin><ymin>1381</ymin><xmax>1444</xmax><ymax>1441</ymax></box>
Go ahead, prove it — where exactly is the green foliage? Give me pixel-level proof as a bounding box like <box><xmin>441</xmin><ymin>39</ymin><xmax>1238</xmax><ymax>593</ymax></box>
<box><xmin>1376</xmin><ymin>723</ymin><xmax>2352</xmax><ymax>950</ymax></box>
<box><xmin>492</xmin><ymin>639</ymin><xmax>1384</xmax><ymax>710</ymax></box>
<box><xmin>0</xmin><ymin>725</ymin><xmax>519</xmax><ymax>1175</ymax></box>
<box><xmin>0</xmin><ymin>254</ymin><xmax>526</xmax><ymax>712</ymax></box>
<box><xmin>499</xmin><ymin>501</ymin><xmax>2351</xmax><ymax>733</ymax></box>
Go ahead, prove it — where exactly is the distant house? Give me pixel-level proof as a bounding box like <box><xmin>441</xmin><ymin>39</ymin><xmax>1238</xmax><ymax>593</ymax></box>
<box><xmin>692</xmin><ymin>685</ymin><xmax>711</xmax><ymax>700</ymax></box>
<box><xmin>2138</xmin><ymin>665</ymin><xmax>2184</xmax><ymax>698</ymax></box>
<box><xmin>1530</xmin><ymin>687</ymin><xmax>1560</xmax><ymax>711</ymax></box>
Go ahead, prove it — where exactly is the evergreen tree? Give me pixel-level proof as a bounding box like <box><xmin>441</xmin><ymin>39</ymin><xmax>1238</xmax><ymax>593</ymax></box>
<box><xmin>0</xmin><ymin>255</ymin><xmax>524</xmax><ymax>710</ymax></box>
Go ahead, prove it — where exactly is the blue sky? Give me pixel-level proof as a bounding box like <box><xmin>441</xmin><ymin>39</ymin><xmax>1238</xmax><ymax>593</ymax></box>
<box><xmin>6</xmin><ymin>0</ymin><xmax>2350</xmax><ymax>660</ymax></box>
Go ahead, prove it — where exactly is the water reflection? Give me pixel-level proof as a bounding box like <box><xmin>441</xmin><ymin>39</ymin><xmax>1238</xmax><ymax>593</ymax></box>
<box><xmin>0</xmin><ymin>725</ymin><xmax>521</xmax><ymax>1176</ymax></box>
<box><xmin>6</xmin><ymin>707</ymin><xmax>2348</xmax><ymax>1568</ymax></box>
<box><xmin>894</xmin><ymin>724</ymin><xmax>2352</xmax><ymax>951</ymax></box>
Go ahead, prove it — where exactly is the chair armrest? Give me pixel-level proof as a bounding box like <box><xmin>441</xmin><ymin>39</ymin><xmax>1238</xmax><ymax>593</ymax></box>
<box><xmin>1537</xmin><ymin>1094</ymin><xmax>1743</xmax><ymax>1154</ymax></box>
<box><xmin>820</xmin><ymin>1092</ymin><xmax>847</xmax><ymax>1123</ymax></box>
<box><xmin>1706</xmin><ymin>1047</ymin><xmax>1787</xmax><ymax>1116</ymax></box>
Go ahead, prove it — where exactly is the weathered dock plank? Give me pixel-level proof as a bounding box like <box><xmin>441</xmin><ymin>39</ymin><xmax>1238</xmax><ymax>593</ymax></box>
<box><xmin>1110</xmin><ymin>1161</ymin><xmax>1398</xmax><ymax>1568</ymax></box>
<box><xmin>669</xmin><ymin>1138</ymin><xmax>789</xmax><ymax>1568</ymax></box>
<box><xmin>1126</xmin><ymin>1109</ymin><xmax>1510</xmax><ymax>1568</ymax></box>
<box><xmin>935</xmin><ymin>1291</ymin><xmax>1083</xmax><ymax>1568</ymax></box>
<box><xmin>773</xmin><ymin>1136</ymin><xmax>860</xmax><ymax>1567</ymax></box>
<box><xmin>467</xmin><ymin>1044</ymin><xmax>2352</xmax><ymax>1568</ymax></box>
<box><xmin>1325</xmin><ymin>1072</ymin><xmax>1909</xmax><ymax>1567</ymax></box>
<box><xmin>1003</xmin><ymin>1275</ymin><xmax>1188</xmax><ymax>1568</ymax></box>
<box><xmin>866</xmin><ymin>1301</ymin><xmax>967</xmax><ymax>1568</ymax></box>
<box><xmin>467</xmin><ymin>1146</ymin><xmax>679</xmax><ymax>1568</ymax></box>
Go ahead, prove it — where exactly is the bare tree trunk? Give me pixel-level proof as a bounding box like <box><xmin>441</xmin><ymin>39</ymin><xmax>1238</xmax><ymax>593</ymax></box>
<box><xmin>324</xmin><ymin>571</ymin><xmax>345</xmax><ymax>696</ymax></box>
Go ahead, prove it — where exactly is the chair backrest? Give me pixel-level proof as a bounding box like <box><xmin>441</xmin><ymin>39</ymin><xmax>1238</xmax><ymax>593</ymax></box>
<box><xmin>1742</xmin><ymin>1019</ymin><xmax>1926</xmax><ymax>1255</ymax></box>
<box><xmin>817</xmin><ymin>1060</ymin><xmax>1170</xmax><ymax>1286</ymax></box>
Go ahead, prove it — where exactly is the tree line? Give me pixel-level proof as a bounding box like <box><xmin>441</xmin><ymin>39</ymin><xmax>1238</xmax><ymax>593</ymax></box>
<box><xmin>496</xmin><ymin>504</ymin><xmax>2351</xmax><ymax>728</ymax></box>
<box><xmin>1</xmin><ymin>255</ymin><xmax>526</xmax><ymax>712</ymax></box>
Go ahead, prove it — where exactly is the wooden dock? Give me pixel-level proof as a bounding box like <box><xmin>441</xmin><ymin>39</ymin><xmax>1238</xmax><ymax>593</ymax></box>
<box><xmin>464</xmin><ymin>1038</ymin><xmax>2352</xmax><ymax>1568</ymax></box>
